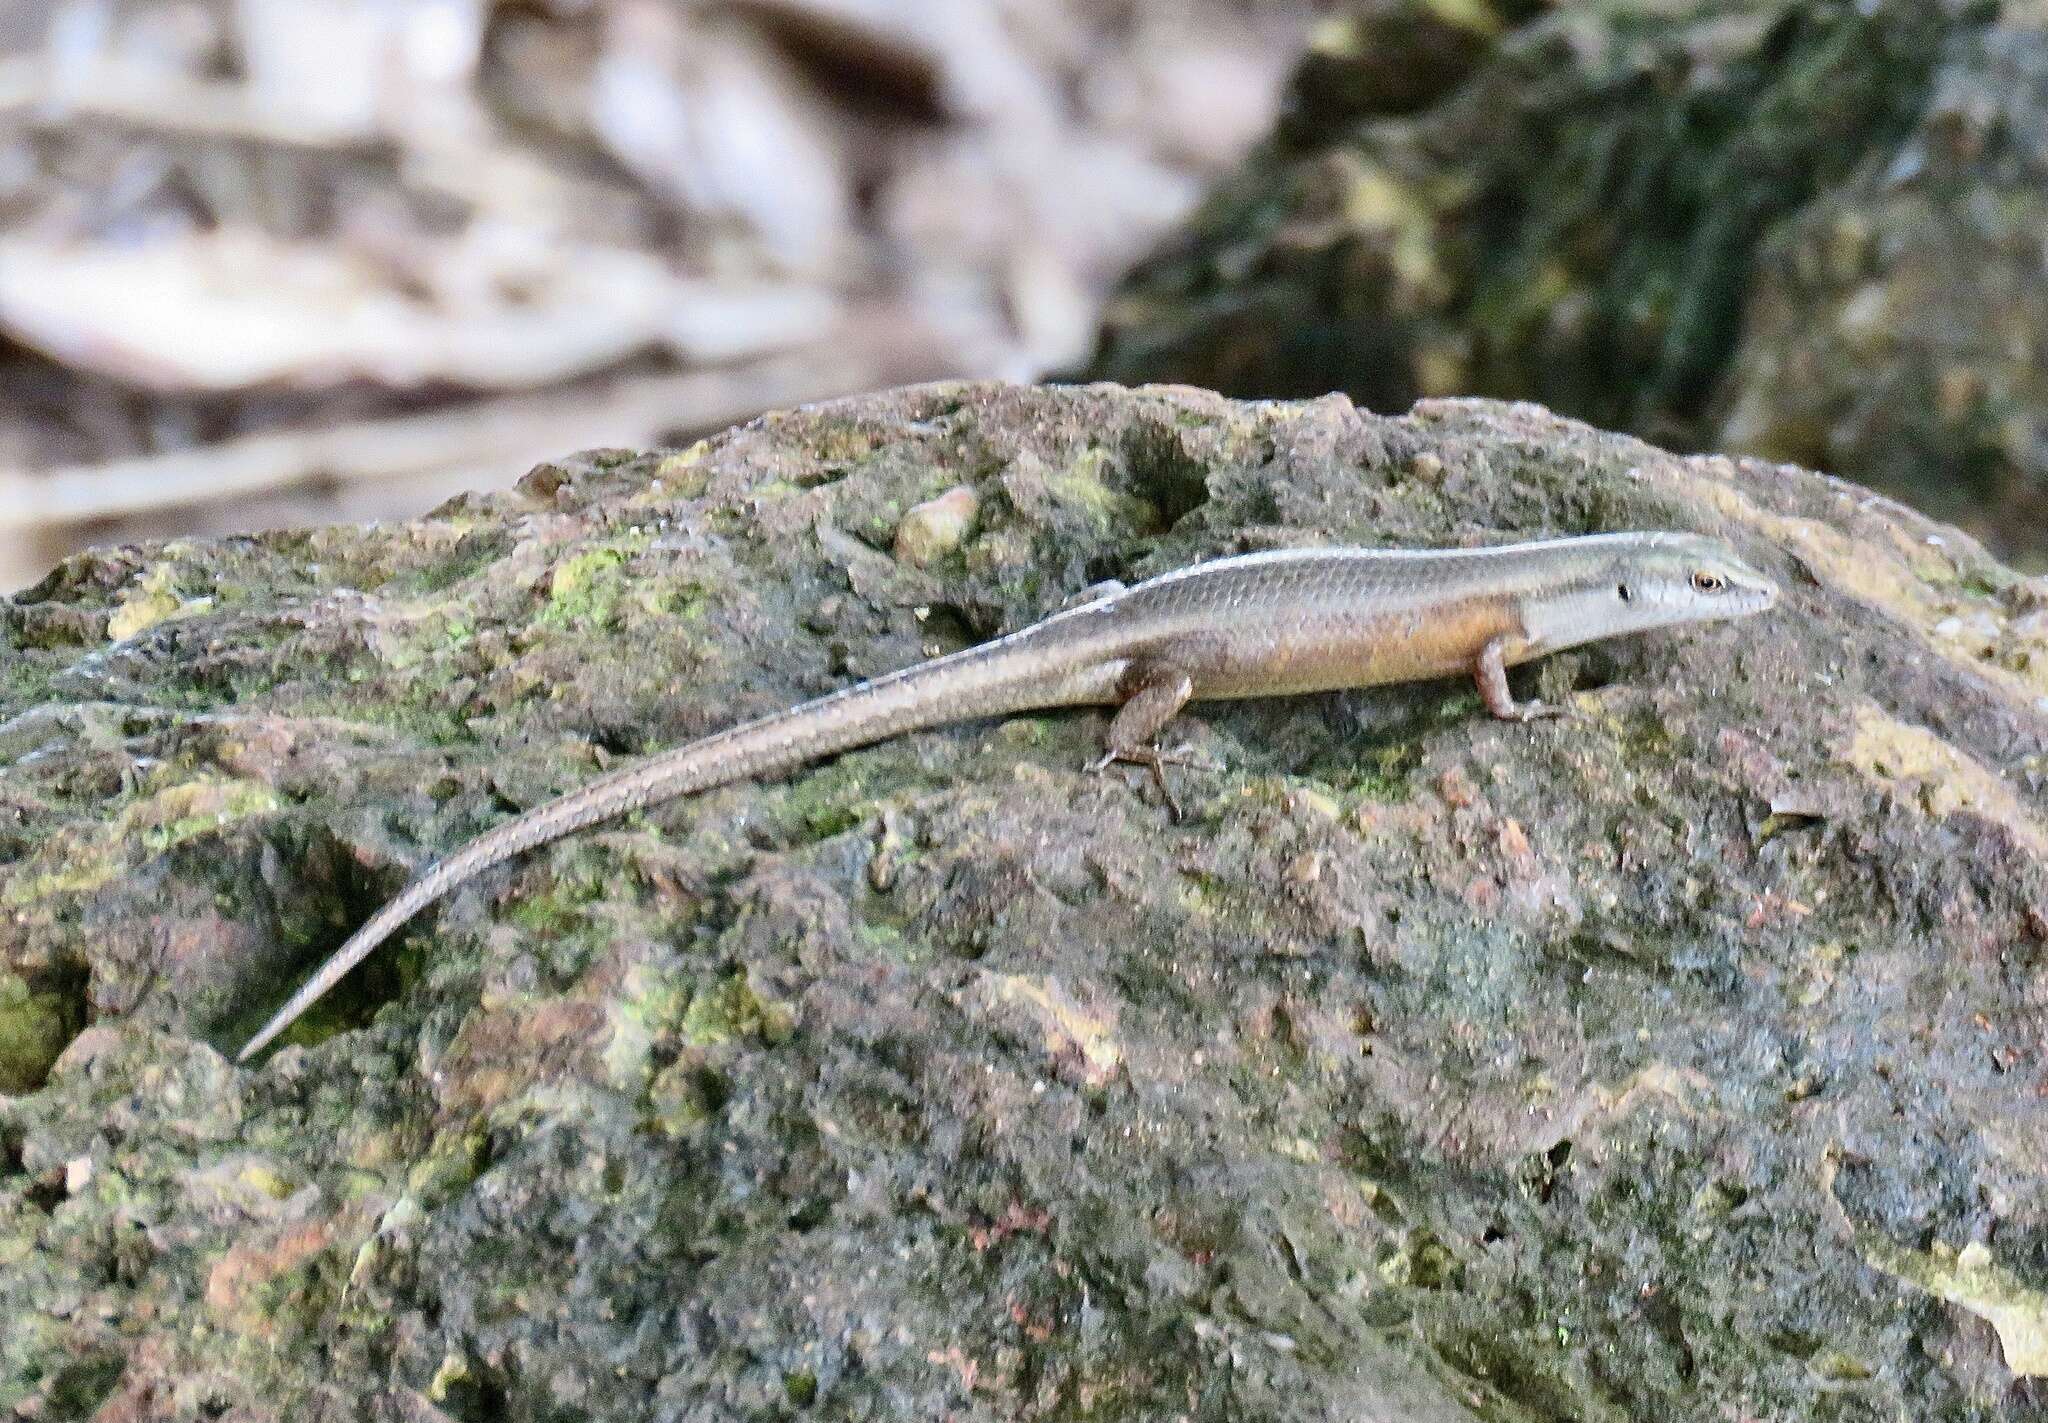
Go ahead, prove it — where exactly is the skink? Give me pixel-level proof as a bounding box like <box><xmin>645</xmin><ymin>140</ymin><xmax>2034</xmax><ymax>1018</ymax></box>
<box><xmin>238</xmin><ymin>530</ymin><xmax>1776</xmax><ymax>1060</ymax></box>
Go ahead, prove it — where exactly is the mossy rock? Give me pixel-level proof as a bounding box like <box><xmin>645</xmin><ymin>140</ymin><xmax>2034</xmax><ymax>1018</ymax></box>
<box><xmin>4</xmin><ymin>381</ymin><xmax>2047</xmax><ymax>1418</ymax></box>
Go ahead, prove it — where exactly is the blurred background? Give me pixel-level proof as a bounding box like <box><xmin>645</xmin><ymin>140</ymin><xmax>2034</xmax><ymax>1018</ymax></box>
<box><xmin>5</xmin><ymin>0</ymin><xmax>2047</xmax><ymax>593</ymax></box>
<box><xmin>0</xmin><ymin>0</ymin><xmax>1323</xmax><ymax>591</ymax></box>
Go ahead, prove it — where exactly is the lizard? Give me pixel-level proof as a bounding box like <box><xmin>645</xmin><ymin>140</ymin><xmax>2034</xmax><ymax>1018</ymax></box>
<box><xmin>237</xmin><ymin>529</ymin><xmax>1777</xmax><ymax>1061</ymax></box>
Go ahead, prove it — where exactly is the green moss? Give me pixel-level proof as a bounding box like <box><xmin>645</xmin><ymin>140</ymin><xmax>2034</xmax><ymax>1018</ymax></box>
<box><xmin>403</xmin><ymin>537</ymin><xmax>507</xmax><ymax>596</ymax></box>
<box><xmin>0</xmin><ymin>653</ymin><xmax>56</xmax><ymax>709</ymax></box>
<box><xmin>1342</xmin><ymin>742</ymin><xmax>1421</xmax><ymax>802</ymax></box>
<box><xmin>2</xmin><ymin>776</ymin><xmax>281</xmax><ymax>908</ymax></box>
<box><xmin>1047</xmin><ymin>447</ymin><xmax>1159</xmax><ymax>531</ymax></box>
<box><xmin>0</xmin><ymin>972</ymin><xmax>74</xmax><ymax>1092</ymax></box>
<box><xmin>652</xmin><ymin>440</ymin><xmax>715</xmax><ymax>498</ymax></box>
<box><xmin>1378</xmin><ymin>1228</ymin><xmax>1460</xmax><ymax>1290</ymax></box>
<box><xmin>139</xmin><ymin>780</ymin><xmax>282</xmax><ymax>855</ymax></box>
<box><xmin>406</xmin><ymin>1126</ymin><xmax>491</xmax><ymax>1207</ymax></box>
<box><xmin>801</xmin><ymin>424</ymin><xmax>881</xmax><ymax>466</ymax></box>
<box><xmin>40</xmin><ymin>1352</ymin><xmax>125</xmax><ymax>1418</ymax></box>
<box><xmin>505</xmin><ymin>892</ymin><xmax>586</xmax><ymax>940</ymax></box>
<box><xmin>603</xmin><ymin>962</ymin><xmax>694</xmax><ymax>1085</ymax></box>
<box><xmin>1809</xmin><ymin>1349</ymin><xmax>1875</xmax><ymax>1382</ymax></box>
<box><xmin>536</xmin><ymin>535</ymin><xmax>653</xmax><ymax>631</ymax></box>
<box><xmin>679</xmin><ymin>971</ymin><xmax>792</xmax><ymax>1049</ymax></box>
<box><xmin>378</xmin><ymin>608</ymin><xmax>477</xmax><ymax>673</ymax></box>
<box><xmin>656</xmin><ymin>577</ymin><xmax>715</xmax><ymax>623</ymax></box>
<box><xmin>775</xmin><ymin>758</ymin><xmax>879</xmax><ymax>841</ymax></box>
<box><xmin>646</xmin><ymin>1059</ymin><xmax>729</xmax><ymax>1135</ymax></box>
<box><xmin>1174</xmin><ymin>868</ymin><xmax>1227</xmax><ymax>918</ymax></box>
<box><xmin>851</xmin><ymin>919</ymin><xmax>922</xmax><ymax>963</ymax></box>
<box><xmin>1614</xmin><ymin>704</ymin><xmax>1674</xmax><ymax>760</ymax></box>
<box><xmin>541</xmin><ymin>546</ymin><xmax>628</xmax><ymax>626</ymax></box>
<box><xmin>2</xmin><ymin>860</ymin><xmax>116</xmax><ymax>909</ymax></box>
<box><xmin>106</xmin><ymin>562</ymin><xmax>207</xmax><ymax>641</ymax></box>
<box><xmin>703</xmin><ymin>507</ymin><xmax>747</xmax><ymax>537</ymax></box>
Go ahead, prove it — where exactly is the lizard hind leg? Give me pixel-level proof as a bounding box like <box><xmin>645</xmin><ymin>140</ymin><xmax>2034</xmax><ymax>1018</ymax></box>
<box><xmin>1088</xmin><ymin>660</ymin><xmax>1203</xmax><ymax>819</ymax></box>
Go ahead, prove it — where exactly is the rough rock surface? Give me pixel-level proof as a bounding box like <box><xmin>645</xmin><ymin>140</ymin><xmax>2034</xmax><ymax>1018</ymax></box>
<box><xmin>1087</xmin><ymin>0</ymin><xmax>2048</xmax><ymax>567</ymax></box>
<box><xmin>6</xmin><ymin>381</ymin><xmax>2048</xmax><ymax>1419</ymax></box>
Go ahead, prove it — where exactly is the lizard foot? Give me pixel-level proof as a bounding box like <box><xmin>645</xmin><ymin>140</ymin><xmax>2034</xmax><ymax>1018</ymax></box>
<box><xmin>1501</xmin><ymin>699</ymin><xmax>1571</xmax><ymax>723</ymax></box>
<box><xmin>1088</xmin><ymin>743</ymin><xmax>1220</xmax><ymax>821</ymax></box>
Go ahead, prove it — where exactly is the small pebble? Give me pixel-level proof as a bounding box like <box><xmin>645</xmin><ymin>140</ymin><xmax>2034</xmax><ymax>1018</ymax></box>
<box><xmin>894</xmin><ymin>487</ymin><xmax>980</xmax><ymax>567</ymax></box>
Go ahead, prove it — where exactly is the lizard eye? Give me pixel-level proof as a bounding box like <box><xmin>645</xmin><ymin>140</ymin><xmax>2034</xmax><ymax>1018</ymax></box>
<box><xmin>1616</xmin><ymin>582</ymin><xmax>1633</xmax><ymax>602</ymax></box>
<box><xmin>1691</xmin><ymin>570</ymin><xmax>1727</xmax><ymax>594</ymax></box>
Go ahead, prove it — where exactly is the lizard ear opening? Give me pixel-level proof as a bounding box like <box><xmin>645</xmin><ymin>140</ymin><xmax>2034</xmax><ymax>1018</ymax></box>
<box><xmin>1615</xmin><ymin>582</ymin><xmax>1633</xmax><ymax>603</ymax></box>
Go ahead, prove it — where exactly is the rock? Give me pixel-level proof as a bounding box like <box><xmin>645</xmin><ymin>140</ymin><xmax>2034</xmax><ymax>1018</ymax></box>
<box><xmin>1086</xmin><ymin>0</ymin><xmax>2048</xmax><ymax>566</ymax></box>
<box><xmin>1718</xmin><ymin>11</ymin><xmax>2048</xmax><ymax>559</ymax></box>
<box><xmin>4</xmin><ymin>381</ymin><xmax>2048</xmax><ymax>1417</ymax></box>
<box><xmin>893</xmin><ymin>484</ymin><xmax>981</xmax><ymax>565</ymax></box>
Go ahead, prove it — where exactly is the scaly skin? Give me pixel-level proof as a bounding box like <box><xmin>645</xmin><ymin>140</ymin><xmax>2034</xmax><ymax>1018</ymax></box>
<box><xmin>238</xmin><ymin>530</ymin><xmax>1777</xmax><ymax>1060</ymax></box>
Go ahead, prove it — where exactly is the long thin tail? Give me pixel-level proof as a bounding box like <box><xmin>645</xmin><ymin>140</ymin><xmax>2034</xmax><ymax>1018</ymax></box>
<box><xmin>238</xmin><ymin>628</ymin><xmax>1100</xmax><ymax>1061</ymax></box>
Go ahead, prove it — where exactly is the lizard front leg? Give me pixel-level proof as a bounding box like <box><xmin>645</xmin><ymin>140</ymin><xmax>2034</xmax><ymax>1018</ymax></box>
<box><xmin>1473</xmin><ymin>637</ymin><xmax>1567</xmax><ymax>722</ymax></box>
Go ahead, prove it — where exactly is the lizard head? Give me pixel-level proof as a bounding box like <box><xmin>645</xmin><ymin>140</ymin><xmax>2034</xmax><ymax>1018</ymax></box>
<box><xmin>1613</xmin><ymin>533</ymin><xmax>1780</xmax><ymax>627</ymax></box>
<box><xmin>1520</xmin><ymin>531</ymin><xmax>1778</xmax><ymax>656</ymax></box>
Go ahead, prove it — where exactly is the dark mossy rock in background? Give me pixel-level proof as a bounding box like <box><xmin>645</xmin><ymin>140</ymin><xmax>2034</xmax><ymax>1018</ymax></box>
<box><xmin>6</xmin><ymin>381</ymin><xmax>2048</xmax><ymax>1419</ymax></box>
<box><xmin>1087</xmin><ymin>0</ymin><xmax>2048</xmax><ymax>567</ymax></box>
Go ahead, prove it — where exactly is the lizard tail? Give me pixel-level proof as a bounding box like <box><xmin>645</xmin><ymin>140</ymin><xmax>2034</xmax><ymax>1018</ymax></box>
<box><xmin>237</xmin><ymin>626</ymin><xmax>1110</xmax><ymax>1061</ymax></box>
